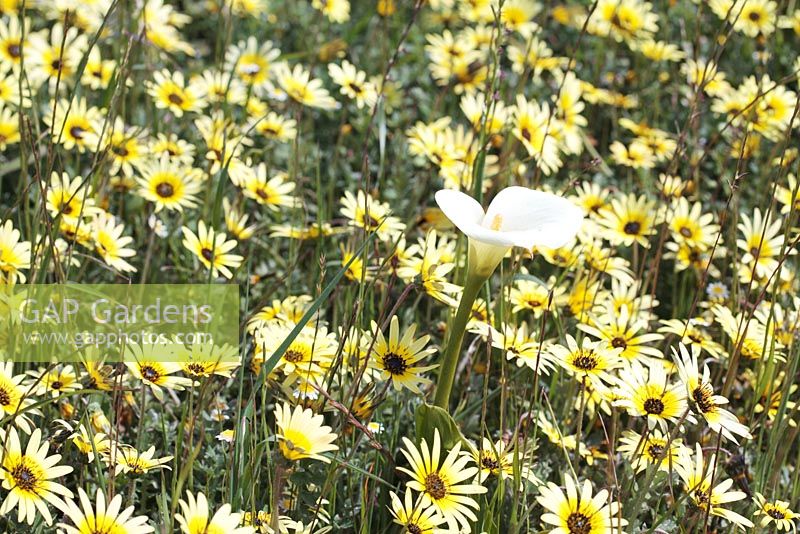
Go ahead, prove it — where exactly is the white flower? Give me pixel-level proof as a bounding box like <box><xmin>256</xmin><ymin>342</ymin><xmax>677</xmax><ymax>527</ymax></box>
<box><xmin>434</xmin><ymin>186</ymin><xmax>584</xmax><ymax>276</ymax></box>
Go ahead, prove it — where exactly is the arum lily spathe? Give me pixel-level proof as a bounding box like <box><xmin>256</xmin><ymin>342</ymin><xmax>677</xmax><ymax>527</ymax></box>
<box><xmin>434</xmin><ymin>186</ymin><xmax>584</xmax><ymax>277</ymax></box>
<box><xmin>431</xmin><ymin>186</ymin><xmax>584</xmax><ymax>409</ymax></box>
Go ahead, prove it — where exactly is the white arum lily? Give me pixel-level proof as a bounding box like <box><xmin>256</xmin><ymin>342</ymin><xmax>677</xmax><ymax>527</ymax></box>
<box><xmin>435</xmin><ymin>186</ymin><xmax>584</xmax><ymax>276</ymax></box>
<box><xmin>431</xmin><ymin>186</ymin><xmax>584</xmax><ymax>409</ymax></box>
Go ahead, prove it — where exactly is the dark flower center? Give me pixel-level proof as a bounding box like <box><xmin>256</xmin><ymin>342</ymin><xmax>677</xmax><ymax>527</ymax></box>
<box><xmin>572</xmin><ymin>352</ymin><xmax>598</xmax><ymax>371</ymax></box>
<box><xmin>679</xmin><ymin>227</ymin><xmax>693</xmax><ymax>238</ymax></box>
<box><xmin>51</xmin><ymin>58</ymin><xmax>63</xmax><ymax>71</ymax></box>
<box><xmin>471</xmin><ymin>308</ymin><xmax>487</xmax><ymax>321</ymax></box>
<box><xmin>424</xmin><ymin>472</ymin><xmax>447</xmax><ymax>500</ymax></box>
<box><xmin>768</xmin><ymin>508</ymin><xmax>787</xmax><ymax>519</ymax></box>
<box><xmin>112</xmin><ymin>144</ymin><xmax>129</xmax><ymax>157</ymax></box>
<box><xmin>694</xmin><ymin>488</ymin><xmax>710</xmax><ymax>508</ymax></box>
<box><xmin>69</xmin><ymin>126</ymin><xmax>85</xmax><ymax>140</ymax></box>
<box><xmin>480</xmin><ymin>454</ymin><xmax>500</xmax><ymax>471</ymax></box>
<box><xmin>364</xmin><ymin>214</ymin><xmax>381</xmax><ymax>229</ymax></box>
<box><xmin>692</xmin><ymin>385</ymin><xmax>715</xmax><ymax>413</ymax></box>
<box><xmin>7</xmin><ymin>43</ymin><xmax>20</xmax><ymax>58</ymax></box>
<box><xmin>643</xmin><ymin>397</ymin><xmax>665</xmax><ymax>415</ymax></box>
<box><xmin>0</xmin><ymin>387</ymin><xmax>10</xmax><ymax>406</ymax></box>
<box><xmin>407</xmin><ymin>525</ymin><xmax>423</xmax><ymax>534</ymax></box>
<box><xmin>567</xmin><ymin>512</ymin><xmax>592</xmax><ymax>534</ymax></box>
<box><xmin>647</xmin><ymin>443</ymin><xmax>665</xmax><ymax>458</ymax></box>
<box><xmin>12</xmin><ymin>464</ymin><xmax>37</xmax><ymax>491</ymax></box>
<box><xmin>611</xmin><ymin>337</ymin><xmax>627</xmax><ymax>349</ymax></box>
<box><xmin>382</xmin><ymin>352</ymin><xmax>408</xmax><ymax>375</ymax></box>
<box><xmin>155</xmin><ymin>182</ymin><xmax>175</xmax><ymax>198</ymax></box>
<box><xmin>185</xmin><ymin>363</ymin><xmax>206</xmax><ymax>375</ymax></box>
<box><xmin>50</xmin><ymin>380</ymin><xmax>63</xmax><ymax>390</ymax></box>
<box><xmin>129</xmin><ymin>460</ymin><xmax>145</xmax><ymax>475</ymax></box>
<box><xmin>140</xmin><ymin>365</ymin><xmax>160</xmax><ymax>382</ymax></box>
<box><xmin>168</xmin><ymin>92</ymin><xmax>184</xmax><ymax>105</ymax></box>
<box><xmin>623</xmin><ymin>221</ymin><xmax>641</xmax><ymax>235</ymax></box>
<box><xmin>283</xmin><ymin>349</ymin><xmax>304</xmax><ymax>363</ymax></box>
<box><xmin>687</xmin><ymin>332</ymin><xmax>704</xmax><ymax>344</ymax></box>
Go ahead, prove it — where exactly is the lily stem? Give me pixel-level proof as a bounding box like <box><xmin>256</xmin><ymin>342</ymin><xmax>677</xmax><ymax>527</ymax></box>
<box><xmin>433</xmin><ymin>272</ymin><xmax>485</xmax><ymax>410</ymax></box>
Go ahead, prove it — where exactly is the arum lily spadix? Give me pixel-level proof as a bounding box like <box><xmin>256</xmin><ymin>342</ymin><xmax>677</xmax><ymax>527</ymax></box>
<box><xmin>430</xmin><ymin>186</ymin><xmax>584</xmax><ymax>410</ymax></box>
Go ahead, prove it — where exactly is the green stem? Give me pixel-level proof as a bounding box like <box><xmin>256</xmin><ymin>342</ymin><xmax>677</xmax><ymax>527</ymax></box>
<box><xmin>433</xmin><ymin>273</ymin><xmax>485</xmax><ymax>409</ymax></box>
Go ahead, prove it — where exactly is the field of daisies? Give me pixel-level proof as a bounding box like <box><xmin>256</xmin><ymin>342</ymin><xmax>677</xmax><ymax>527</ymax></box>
<box><xmin>4</xmin><ymin>0</ymin><xmax>800</xmax><ymax>532</ymax></box>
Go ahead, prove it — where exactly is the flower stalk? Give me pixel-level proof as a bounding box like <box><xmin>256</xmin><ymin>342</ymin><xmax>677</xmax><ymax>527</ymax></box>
<box><xmin>433</xmin><ymin>270</ymin><xmax>485</xmax><ymax>409</ymax></box>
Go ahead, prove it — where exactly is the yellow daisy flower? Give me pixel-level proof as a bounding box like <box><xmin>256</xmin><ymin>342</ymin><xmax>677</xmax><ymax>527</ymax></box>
<box><xmin>177</xmin><ymin>343</ymin><xmax>240</xmax><ymax>379</ymax></box>
<box><xmin>175</xmin><ymin>491</ymin><xmax>254</xmax><ymax>534</ymax></box>
<box><xmin>618</xmin><ymin>428</ymin><xmax>688</xmax><ymax>473</ymax></box>
<box><xmin>106</xmin><ymin>444</ymin><xmax>173</xmax><ymax>476</ymax></box>
<box><xmin>612</xmin><ymin>360</ymin><xmax>687</xmax><ymax>431</ymax></box>
<box><xmin>81</xmin><ymin>46</ymin><xmax>116</xmax><ymax>90</ymax></box>
<box><xmin>0</xmin><ymin>362</ymin><xmax>36</xmax><ymax>433</ymax></box>
<box><xmin>512</xmin><ymin>94</ymin><xmax>561</xmax><ymax>175</ymax></box>
<box><xmin>340</xmin><ymin>189</ymin><xmax>405</xmax><ymax>241</ymax></box>
<box><xmin>675</xmin><ymin>443</ymin><xmax>753</xmax><ymax>528</ymax></box>
<box><xmin>241</xmin><ymin>166</ymin><xmax>297</xmax><ymax>210</ymax></box>
<box><xmin>753</xmin><ymin>493</ymin><xmax>798</xmax><ymax>532</ymax></box>
<box><xmin>46</xmin><ymin>98</ymin><xmax>101</xmax><ymax>153</ymax></box>
<box><xmin>672</xmin><ymin>343</ymin><xmax>752</xmax><ymax>443</ymax></box>
<box><xmin>388</xmin><ymin>489</ymin><xmax>445</xmax><ymax>534</ymax></box>
<box><xmin>536</xmin><ymin>474</ymin><xmax>627</xmax><ymax>533</ymax></box>
<box><xmin>27</xmin><ymin>23</ymin><xmax>87</xmax><ymax>87</ymax></box>
<box><xmin>148</xmin><ymin>133</ymin><xmax>196</xmax><ymax>166</ymax></box>
<box><xmin>181</xmin><ymin>221</ymin><xmax>244</xmax><ymax>279</ymax></box>
<box><xmin>147</xmin><ymin>69</ymin><xmax>205</xmax><ymax>117</ymax></box>
<box><xmin>136</xmin><ymin>156</ymin><xmax>203</xmax><ymax>213</ymax></box>
<box><xmin>274</xmin><ymin>402</ymin><xmax>339</xmax><ymax>463</ymax></box>
<box><xmin>90</xmin><ymin>212</ymin><xmax>137</xmax><ymax>273</ymax></box>
<box><xmin>273</xmin><ymin>63</ymin><xmax>337</xmax><ymax>110</ymax></box>
<box><xmin>70</xmin><ymin>425</ymin><xmax>111</xmax><ymax>462</ymax></box>
<box><xmin>252</xmin><ymin>323</ymin><xmax>336</xmax><ymax>377</ymax></box>
<box><xmin>0</xmin><ymin>104</ymin><xmax>19</xmax><ymax>150</ymax></box>
<box><xmin>252</xmin><ymin>111</ymin><xmax>297</xmax><ymax>142</ymax></box>
<box><xmin>0</xmin><ymin>219</ymin><xmax>31</xmax><ymax>284</ymax></box>
<box><xmin>398</xmin><ymin>429</ymin><xmax>487</xmax><ymax>532</ymax></box>
<box><xmin>549</xmin><ymin>334</ymin><xmax>623</xmax><ymax>387</ymax></box>
<box><xmin>598</xmin><ymin>193</ymin><xmax>658</xmax><ymax>247</ymax></box>
<box><xmin>58</xmin><ymin>488</ymin><xmax>154</xmax><ymax>534</ymax></box>
<box><xmin>125</xmin><ymin>355</ymin><xmax>193</xmax><ymax>401</ymax></box>
<box><xmin>223</xmin><ymin>198</ymin><xmax>257</xmax><ymax>240</ymax></box>
<box><xmin>312</xmin><ymin>0</ymin><xmax>350</xmax><ymax>23</ymax></box>
<box><xmin>327</xmin><ymin>60</ymin><xmax>376</xmax><ymax>109</ymax></box>
<box><xmin>370</xmin><ymin>316</ymin><xmax>437</xmax><ymax>394</ymax></box>
<box><xmin>226</xmin><ymin>37</ymin><xmax>281</xmax><ymax>88</ymax></box>
<box><xmin>0</xmin><ymin>427</ymin><xmax>73</xmax><ymax>525</ymax></box>
<box><xmin>578</xmin><ymin>304</ymin><xmax>664</xmax><ymax>362</ymax></box>
<box><xmin>25</xmin><ymin>365</ymin><xmax>81</xmax><ymax>397</ymax></box>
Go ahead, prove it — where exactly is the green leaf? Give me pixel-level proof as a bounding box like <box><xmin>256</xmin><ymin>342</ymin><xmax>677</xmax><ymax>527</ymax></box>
<box><xmin>415</xmin><ymin>403</ymin><xmax>468</xmax><ymax>451</ymax></box>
